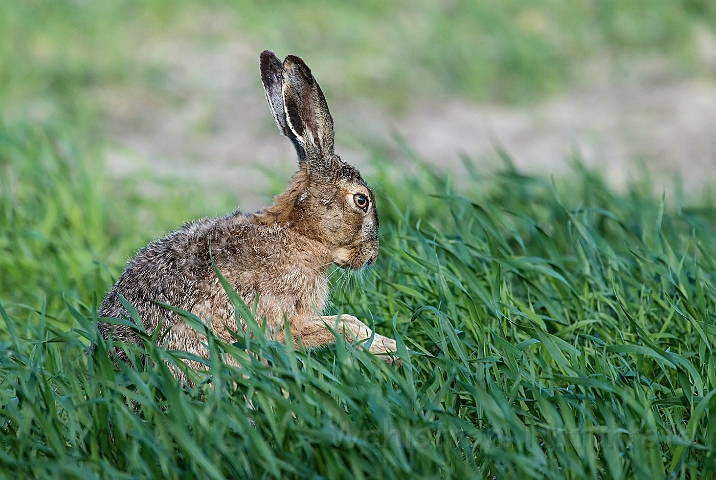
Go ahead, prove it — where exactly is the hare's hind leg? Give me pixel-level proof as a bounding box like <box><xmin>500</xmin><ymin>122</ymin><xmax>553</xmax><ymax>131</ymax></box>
<box><xmin>297</xmin><ymin>314</ymin><xmax>398</xmax><ymax>361</ymax></box>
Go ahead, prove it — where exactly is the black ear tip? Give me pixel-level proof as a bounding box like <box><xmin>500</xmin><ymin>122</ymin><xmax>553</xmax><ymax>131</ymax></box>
<box><xmin>260</xmin><ymin>50</ymin><xmax>282</xmax><ymax>70</ymax></box>
<box><xmin>260</xmin><ymin>50</ymin><xmax>283</xmax><ymax>84</ymax></box>
<box><xmin>283</xmin><ymin>55</ymin><xmax>313</xmax><ymax>78</ymax></box>
<box><xmin>260</xmin><ymin>49</ymin><xmax>277</xmax><ymax>60</ymax></box>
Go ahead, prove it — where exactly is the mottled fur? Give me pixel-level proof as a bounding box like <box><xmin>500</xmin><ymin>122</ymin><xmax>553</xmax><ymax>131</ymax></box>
<box><xmin>97</xmin><ymin>51</ymin><xmax>397</xmax><ymax>367</ymax></box>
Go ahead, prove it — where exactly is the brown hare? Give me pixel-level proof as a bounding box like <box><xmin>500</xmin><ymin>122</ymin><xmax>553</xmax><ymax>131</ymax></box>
<box><xmin>97</xmin><ymin>50</ymin><xmax>398</xmax><ymax>370</ymax></box>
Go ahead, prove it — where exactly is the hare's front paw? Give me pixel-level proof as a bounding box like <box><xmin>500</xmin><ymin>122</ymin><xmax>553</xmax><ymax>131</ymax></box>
<box><xmin>338</xmin><ymin>314</ymin><xmax>398</xmax><ymax>356</ymax></box>
<box><xmin>377</xmin><ymin>354</ymin><xmax>402</xmax><ymax>366</ymax></box>
<box><xmin>305</xmin><ymin>314</ymin><xmax>400</xmax><ymax>364</ymax></box>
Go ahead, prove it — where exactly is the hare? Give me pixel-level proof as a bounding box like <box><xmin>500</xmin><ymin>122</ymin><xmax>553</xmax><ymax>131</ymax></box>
<box><xmin>97</xmin><ymin>50</ymin><xmax>398</xmax><ymax>369</ymax></box>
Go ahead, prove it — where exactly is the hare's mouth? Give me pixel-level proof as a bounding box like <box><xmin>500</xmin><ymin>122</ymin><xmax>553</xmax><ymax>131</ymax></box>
<box><xmin>332</xmin><ymin>246</ymin><xmax>378</xmax><ymax>270</ymax></box>
<box><xmin>332</xmin><ymin>248</ymin><xmax>362</xmax><ymax>270</ymax></box>
<box><xmin>334</xmin><ymin>257</ymin><xmax>373</xmax><ymax>271</ymax></box>
<box><xmin>334</xmin><ymin>260</ymin><xmax>351</xmax><ymax>269</ymax></box>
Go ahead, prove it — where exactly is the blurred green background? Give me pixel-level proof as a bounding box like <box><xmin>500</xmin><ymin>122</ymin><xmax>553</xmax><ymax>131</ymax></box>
<box><xmin>3</xmin><ymin>0</ymin><xmax>715</xmax><ymax>123</ymax></box>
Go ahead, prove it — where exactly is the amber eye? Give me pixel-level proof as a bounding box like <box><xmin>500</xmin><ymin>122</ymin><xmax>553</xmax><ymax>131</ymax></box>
<box><xmin>353</xmin><ymin>193</ymin><xmax>369</xmax><ymax>211</ymax></box>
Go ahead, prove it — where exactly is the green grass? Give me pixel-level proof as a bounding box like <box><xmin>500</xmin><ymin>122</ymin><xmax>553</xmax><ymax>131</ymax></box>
<box><xmin>3</xmin><ymin>2</ymin><xmax>716</xmax><ymax>478</ymax></box>
<box><xmin>0</xmin><ymin>122</ymin><xmax>235</xmax><ymax>317</ymax></box>
<box><xmin>2</xmin><ymin>122</ymin><xmax>716</xmax><ymax>477</ymax></box>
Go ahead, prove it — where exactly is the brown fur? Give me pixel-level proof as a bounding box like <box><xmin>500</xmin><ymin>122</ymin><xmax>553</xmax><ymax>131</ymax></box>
<box><xmin>97</xmin><ymin>51</ymin><xmax>397</xmax><ymax>369</ymax></box>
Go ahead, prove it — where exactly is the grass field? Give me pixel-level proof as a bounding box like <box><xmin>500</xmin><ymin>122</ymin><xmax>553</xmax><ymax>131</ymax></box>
<box><xmin>3</xmin><ymin>122</ymin><xmax>716</xmax><ymax>478</ymax></box>
<box><xmin>3</xmin><ymin>1</ymin><xmax>716</xmax><ymax>478</ymax></box>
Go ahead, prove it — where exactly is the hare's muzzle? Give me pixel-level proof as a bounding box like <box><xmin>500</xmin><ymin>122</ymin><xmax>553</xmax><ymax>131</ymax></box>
<box><xmin>331</xmin><ymin>244</ymin><xmax>378</xmax><ymax>270</ymax></box>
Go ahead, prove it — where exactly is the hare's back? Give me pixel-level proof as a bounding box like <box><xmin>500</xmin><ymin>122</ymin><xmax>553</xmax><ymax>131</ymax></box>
<box><xmin>99</xmin><ymin>212</ymin><xmax>332</xmax><ymax>335</ymax></box>
<box><xmin>97</xmin><ymin>214</ymin><xmax>236</xmax><ymax>330</ymax></box>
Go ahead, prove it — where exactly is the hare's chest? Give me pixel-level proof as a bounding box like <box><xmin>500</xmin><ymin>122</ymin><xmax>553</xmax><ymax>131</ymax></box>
<box><xmin>192</xmin><ymin>262</ymin><xmax>329</xmax><ymax>331</ymax></box>
<box><xmin>196</xmin><ymin>223</ymin><xmax>332</xmax><ymax>327</ymax></box>
<box><xmin>254</xmin><ymin>263</ymin><xmax>330</xmax><ymax>319</ymax></box>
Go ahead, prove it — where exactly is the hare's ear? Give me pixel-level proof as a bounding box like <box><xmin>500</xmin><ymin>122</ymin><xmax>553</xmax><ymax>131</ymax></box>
<box><xmin>281</xmin><ymin>55</ymin><xmax>335</xmax><ymax>161</ymax></box>
<box><xmin>260</xmin><ymin>50</ymin><xmax>306</xmax><ymax>161</ymax></box>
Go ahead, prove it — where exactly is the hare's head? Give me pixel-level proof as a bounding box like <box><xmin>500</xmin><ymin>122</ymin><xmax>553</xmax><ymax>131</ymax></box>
<box><xmin>257</xmin><ymin>51</ymin><xmax>379</xmax><ymax>270</ymax></box>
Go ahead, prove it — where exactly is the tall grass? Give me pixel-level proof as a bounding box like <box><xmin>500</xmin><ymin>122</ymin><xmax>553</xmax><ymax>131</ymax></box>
<box><xmin>0</xmin><ymin>121</ymin><xmax>234</xmax><ymax>317</ymax></box>
<box><xmin>3</xmin><ymin>2</ymin><xmax>716</xmax><ymax>477</ymax></box>
<box><xmin>2</xmin><ymin>123</ymin><xmax>716</xmax><ymax>477</ymax></box>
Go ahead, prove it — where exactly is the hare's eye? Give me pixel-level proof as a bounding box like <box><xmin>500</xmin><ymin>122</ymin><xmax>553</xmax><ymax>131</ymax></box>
<box><xmin>353</xmin><ymin>193</ymin><xmax>369</xmax><ymax>211</ymax></box>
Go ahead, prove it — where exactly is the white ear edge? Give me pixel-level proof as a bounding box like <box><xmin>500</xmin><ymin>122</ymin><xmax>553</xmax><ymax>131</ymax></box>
<box><xmin>264</xmin><ymin>91</ymin><xmax>285</xmax><ymax>133</ymax></box>
<box><xmin>282</xmin><ymin>97</ymin><xmax>307</xmax><ymax>150</ymax></box>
